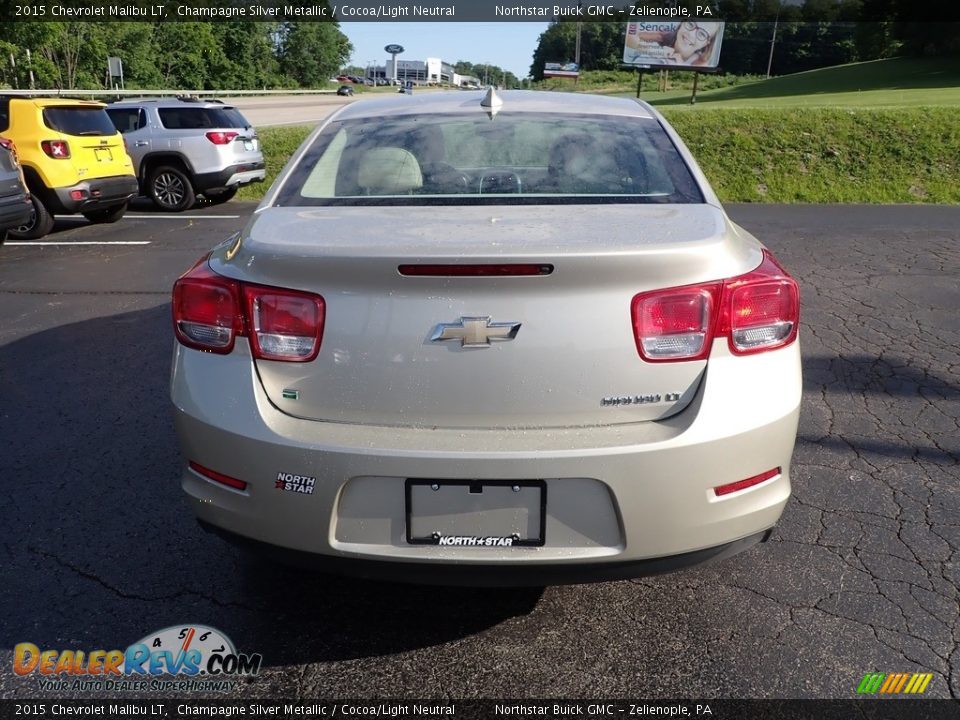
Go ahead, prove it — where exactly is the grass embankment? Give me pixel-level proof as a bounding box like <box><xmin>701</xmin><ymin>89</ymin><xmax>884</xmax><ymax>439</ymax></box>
<box><xmin>664</xmin><ymin>108</ymin><xmax>959</xmax><ymax>202</ymax></box>
<box><xmin>648</xmin><ymin>57</ymin><xmax>960</xmax><ymax>108</ymax></box>
<box><xmin>235</xmin><ymin>126</ymin><xmax>312</xmax><ymax>202</ymax></box>
<box><xmin>239</xmin><ymin>56</ymin><xmax>960</xmax><ymax>204</ymax></box>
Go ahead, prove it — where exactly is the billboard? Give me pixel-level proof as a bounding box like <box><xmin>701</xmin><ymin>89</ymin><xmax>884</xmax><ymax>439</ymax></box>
<box><xmin>623</xmin><ymin>21</ymin><xmax>725</xmax><ymax>69</ymax></box>
<box><xmin>543</xmin><ymin>62</ymin><xmax>580</xmax><ymax>79</ymax></box>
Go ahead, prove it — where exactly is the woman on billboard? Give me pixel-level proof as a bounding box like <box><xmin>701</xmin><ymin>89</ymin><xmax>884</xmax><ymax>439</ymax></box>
<box><xmin>624</xmin><ymin>21</ymin><xmax>724</xmax><ymax>68</ymax></box>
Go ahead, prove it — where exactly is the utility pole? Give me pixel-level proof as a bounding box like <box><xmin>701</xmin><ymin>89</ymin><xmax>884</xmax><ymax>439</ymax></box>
<box><xmin>574</xmin><ymin>1</ymin><xmax>582</xmax><ymax>85</ymax></box>
<box><xmin>766</xmin><ymin>12</ymin><xmax>780</xmax><ymax>79</ymax></box>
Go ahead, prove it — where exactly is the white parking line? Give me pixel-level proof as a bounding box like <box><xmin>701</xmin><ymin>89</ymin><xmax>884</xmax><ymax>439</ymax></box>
<box><xmin>6</xmin><ymin>241</ymin><xmax>152</xmax><ymax>246</ymax></box>
<box><xmin>123</xmin><ymin>214</ymin><xmax>240</xmax><ymax>219</ymax></box>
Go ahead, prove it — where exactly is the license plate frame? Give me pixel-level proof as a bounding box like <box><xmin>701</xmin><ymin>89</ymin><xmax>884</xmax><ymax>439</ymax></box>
<box><xmin>405</xmin><ymin>479</ymin><xmax>546</xmax><ymax>547</ymax></box>
<box><xmin>94</xmin><ymin>148</ymin><xmax>113</xmax><ymax>162</ymax></box>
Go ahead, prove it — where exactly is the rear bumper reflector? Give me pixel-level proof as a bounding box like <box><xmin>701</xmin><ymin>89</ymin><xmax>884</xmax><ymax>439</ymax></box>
<box><xmin>714</xmin><ymin>467</ymin><xmax>781</xmax><ymax>497</ymax></box>
<box><xmin>188</xmin><ymin>461</ymin><xmax>247</xmax><ymax>491</ymax></box>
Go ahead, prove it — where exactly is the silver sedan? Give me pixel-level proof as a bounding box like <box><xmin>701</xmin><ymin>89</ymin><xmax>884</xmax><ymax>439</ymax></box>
<box><xmin>170</xmin><ymin>90</ymin><xmax>801</xmax><ymax>585</ymax></box>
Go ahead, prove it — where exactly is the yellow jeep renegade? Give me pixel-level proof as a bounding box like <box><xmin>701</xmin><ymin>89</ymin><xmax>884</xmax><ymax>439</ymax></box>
<box><xmin>0</xmin><ymin>97</ymin><xmax>138</xmax><ymax>239</ymax></box>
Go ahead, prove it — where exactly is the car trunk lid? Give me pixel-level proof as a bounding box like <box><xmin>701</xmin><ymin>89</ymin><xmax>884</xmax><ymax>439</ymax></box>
<box><xmin>210</xmin><ymin>204</ymin><xmax>761</xmax><ymax>429</ymax></box>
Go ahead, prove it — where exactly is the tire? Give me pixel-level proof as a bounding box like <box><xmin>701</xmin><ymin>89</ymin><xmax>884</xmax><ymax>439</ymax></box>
<box><xmin>148</xmin><ymin>165</ymin><xmax>195</xmax><ymax>212</ymax></box>
<box><xmin>83</xmin><ymin>201</ymin><xmax>128</xmax><ymax>224</ymax></box>
<box><xmin>202</xmin><ymin>186</ymin><xmax>238</xmax><ymax>205</ymax></box>
<box><xmin>8</xmin><ymin>195</ymin><xmax>55</xmax><ymax>240</ymax></box>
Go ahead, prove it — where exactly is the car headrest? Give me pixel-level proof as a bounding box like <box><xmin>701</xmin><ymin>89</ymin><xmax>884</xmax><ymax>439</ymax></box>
<box><xmin>357</xmin><ymin>148</ymin><xmax>423</xmax><ymax>195</ymax></box>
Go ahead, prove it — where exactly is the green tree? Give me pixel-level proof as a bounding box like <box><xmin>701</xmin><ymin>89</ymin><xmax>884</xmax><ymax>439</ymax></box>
<box><xmin>213</xmin><ymin>23</ymin><xmax>285</xmax><ymax>90</ymax></box>
<box><xmin>153</xmin><ymin>22</ymin><xmax>227</xmax><ymax>90</ymax></box>
<box><xmin>529</xmin><ymin>21</ymin><xmax>624</xmax><ymax>80</ymax></box>
<box><xmin>279</xmin><ymin>22</ymin><xmax>352</xmax><ymax>86</ymax></box>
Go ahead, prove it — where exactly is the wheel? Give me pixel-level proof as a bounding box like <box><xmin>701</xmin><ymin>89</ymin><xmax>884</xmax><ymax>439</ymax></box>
<box><xmin>202</xmin><ymin>186</ymin><xmax>238</xmax><ymax>205</ymax></box>
<box><xmin>148</xmin><ymin>165</ymin><xmax>195</xmax><ymax>212</ymax></box>
<box><xmin>83</xmin><ymin>202</ymin><xmax>128</xmax><ymax>224</ymax></box>
<box><xmin>8</xmin><ymin>194</ymin><xmax>55</xmax><ymax>239</ymax></box>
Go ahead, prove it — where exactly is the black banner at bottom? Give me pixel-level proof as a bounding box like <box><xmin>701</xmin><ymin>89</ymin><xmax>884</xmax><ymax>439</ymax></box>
<box><xmin>1</xmin><ymin>700</ymin><xmax>960</xmax><ymax>720</ymax></box>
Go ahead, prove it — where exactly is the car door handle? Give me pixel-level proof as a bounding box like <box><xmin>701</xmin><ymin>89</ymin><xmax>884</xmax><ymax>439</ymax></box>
<box><xmin>135</xmin><ymin>141</ymin><xmax>149</xmax><ymax>147</ymax></box>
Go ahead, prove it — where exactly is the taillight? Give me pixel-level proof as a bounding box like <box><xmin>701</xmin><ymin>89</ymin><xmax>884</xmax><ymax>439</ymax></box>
<box><xmin>631</xmin><ymin>284</ymin><xmax>720</xmax><ymax>362</ymax></box>
<box><xmin>0</xmin><ymin>137</ymin><xmax>18</xmax><ymax>167</ymax></box>
<box><xmin>631</xmin><ymin>249</ymin><xmax>798</xmax><ymax>362</ymax></box>
<box><xmin>243</xmin><ymin>286</ymin><xmax>324</xmax><ymax>362</ymax></box>
<box><xmin>718</xmin><ymin>252</ymin><xmax>799</xmax><ymax>355</ymax></box>
<box><xmin>205</xmin><ymin>131</ymin><xmax>239</xmax><ymax>145</ymax></box>
<box><xmin>172</xmin><ymin>258</ymin><xmax>243</xmax><ymax>354</ymax></box>
<box><xmin>41</xmin><ymin>140</ymin><xmax>70</xmax><ymax>159</ymax></box>
<box><xmin>172</xmin><ymin>256</ymin><xmax>324</xmax><ymax>362</ymax></box>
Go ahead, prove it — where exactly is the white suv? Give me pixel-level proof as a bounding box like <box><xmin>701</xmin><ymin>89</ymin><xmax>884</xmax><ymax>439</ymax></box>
<box><xmin>106</xmin><ymin>98</ymin><xmax>265</xmax><ymax>211</ymax></box>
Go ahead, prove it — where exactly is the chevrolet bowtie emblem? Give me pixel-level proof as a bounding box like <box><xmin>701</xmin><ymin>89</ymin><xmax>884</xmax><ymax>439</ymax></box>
<box><xmin>431</xmin><ymin>317</ymin><xmax>521</xmax><ymax>348</ymax></box>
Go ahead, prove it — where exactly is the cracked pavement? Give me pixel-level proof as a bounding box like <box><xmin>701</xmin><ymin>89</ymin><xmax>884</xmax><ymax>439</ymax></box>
<box><xmin>0</xmin><ymin>203</ymin><xmax>958</xmax><ymax>700</ymax></box>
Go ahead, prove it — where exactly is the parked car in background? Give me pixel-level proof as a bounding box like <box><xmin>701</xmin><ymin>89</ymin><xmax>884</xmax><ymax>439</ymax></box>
<box><xmin>0</xmin><ymin>137</ymin><xmax>31</xmax><ymax>244</ymax></box>
<box><xmin>337</xmin><ymin>86</ymin><xmax>354</xmax><ymax>97</ymax></box>
<box><xmin>106</xmin><ymin>97</ymin><xmax>264</xmax><ymax>212</ymax></box>
<box><xmin>0</xmin><ymin>97</ymin><xmax>137</xmax><ymax>239</ymax></box>
<box><xmin>170</xmin><ymin>90</ymin><xmax>802</xmax><ymax>586</ymax></box>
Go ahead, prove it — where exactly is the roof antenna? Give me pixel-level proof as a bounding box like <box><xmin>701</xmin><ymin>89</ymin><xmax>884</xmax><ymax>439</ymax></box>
<box><xmin>480</xmin><ymin>86</ymin><xmax>502</xmax><ymax>119</ymax></box>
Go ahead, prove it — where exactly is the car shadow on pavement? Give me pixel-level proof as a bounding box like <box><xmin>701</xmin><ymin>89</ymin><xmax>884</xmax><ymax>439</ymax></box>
<box><xmin>0</xmin><ymin>305</ymin><xmax>542</xmax><ymax>667</ymax></box>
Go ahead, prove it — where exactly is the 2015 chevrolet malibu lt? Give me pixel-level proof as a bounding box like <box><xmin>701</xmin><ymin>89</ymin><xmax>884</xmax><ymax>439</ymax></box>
<box><xmin>170</xmin><ymin>90</ymin><xmax>801</xmax><ymax>586</ymax></box>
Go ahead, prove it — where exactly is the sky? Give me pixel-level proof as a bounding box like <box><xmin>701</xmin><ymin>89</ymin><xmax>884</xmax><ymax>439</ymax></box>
<box><xmin>342</xmin><ymin>23</ymin><xmax>551</xmax><ymax>80</ymax></box>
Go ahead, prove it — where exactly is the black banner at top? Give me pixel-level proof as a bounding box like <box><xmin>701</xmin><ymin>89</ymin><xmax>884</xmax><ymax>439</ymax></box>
<box><xmin>2</xmin><ymin>0</ymin><xmax>960</xmax><ymax>22</ymax></box>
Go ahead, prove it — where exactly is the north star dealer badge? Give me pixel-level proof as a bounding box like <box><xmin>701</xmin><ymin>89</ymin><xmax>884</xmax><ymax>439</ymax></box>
<box><xmin>275</xmin><ymin>472</ymin><xmax>315</xmax><ymax>494</ymax></box>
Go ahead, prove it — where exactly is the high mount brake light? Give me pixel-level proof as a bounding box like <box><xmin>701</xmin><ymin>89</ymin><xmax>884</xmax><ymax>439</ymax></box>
<box><xmin>172</xmin><ymin>256</ymin><xmax>325</xmax><ymax>362</ymax></box>
<box><xmin>631</xmin><ymin>250</ymin><xmax>799</xmax><ymax>362</ymax></box>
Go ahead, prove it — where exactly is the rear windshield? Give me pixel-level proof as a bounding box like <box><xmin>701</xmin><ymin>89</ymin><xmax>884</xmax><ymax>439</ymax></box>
<box><xmin>158</xmin><ymin>107</ymin><xmax>251</xmax><ymax>130</ymax></box>
<box><xmin>274</xmin><ymin>112</ymin><xmax>703</xmax><ymax>207</ymax></box>
<box><xmin>42</xmin><ymin>107</ymin><xmax>117</xmax><ymax>137</ymax></box>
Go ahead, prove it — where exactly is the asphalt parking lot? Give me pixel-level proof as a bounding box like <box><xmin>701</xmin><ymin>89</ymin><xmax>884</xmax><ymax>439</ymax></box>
<box><xmin>1</xmin><ymin>201</ymin><xmax>958</xmax><ymax>700</ymax></box>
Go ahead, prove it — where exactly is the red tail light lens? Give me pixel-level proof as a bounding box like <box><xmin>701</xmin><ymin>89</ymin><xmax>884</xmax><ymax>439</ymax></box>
<box><xmin>632</xmin><ymin>285</ymin><xmax>720</xmax><ymax>362</ymax></box>
<box><xmin>41</xmin><ymin>140</ymin><xmax>70</xmax><ymax>159</ymax></box>
<box><xmin>632</xmin><ymin>249</ymin><xmax>799</xmax><ymax>362</ymax></box>
<box><xmin>172</xmin><ymin>256</ymin><xmax>325</xmax><ymax>361</ymax></box>
<box><xmin>205</xmin><ymin>131</ymin><xmax>239</xmax><ymax>145</ymax></box>
<box><xmin>243</xmin><ymin>287</ymin><xmax>324</xmax><ymax>362</ymax></box>
<box><xmin>172</xmin><ymin>259</ymin><xmax>243</xmax><ymax>354</ymax></box>
<box><xmin>719</xmin><ymin>253</ymin><xmax>799</xmax><ymax>355</ymax></box>
<box><xmin>0</xmin><ymin>137</ymin><xmax>19</xmax><ymax>167</ymax></box>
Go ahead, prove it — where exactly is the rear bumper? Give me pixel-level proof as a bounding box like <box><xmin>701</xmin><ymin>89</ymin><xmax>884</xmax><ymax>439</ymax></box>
<box><xmin>51</xmin><ymin>175</ymin><xmax>138</xmax><ymax>213</ymax></box>
<box><xmin>0</xmin><ymin>193</ymin><xmax>32</xmax><ymax>230</ymax></box>
<box><xmin>201</xmin><ymin>521</ymin><xmax>773</xmax><ymax>586</ymax></box>
<box><xmin>172</xmin><ymin>338</ymin><xmax>801</xmax><ymax>586</ymax></box>
<box><xmin>193</xmin><ymin>161</ymin><xmax>265</xmax><ymax>192</ymax></box>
